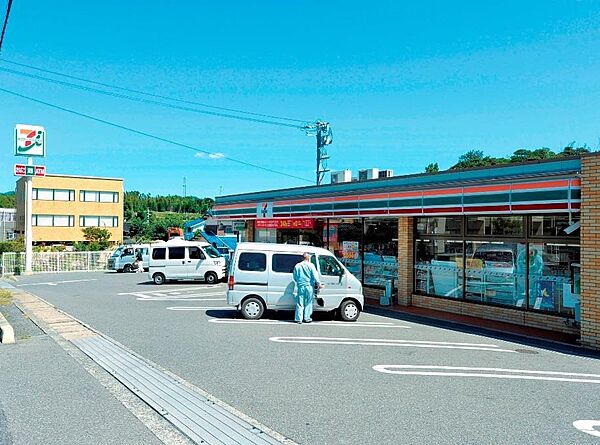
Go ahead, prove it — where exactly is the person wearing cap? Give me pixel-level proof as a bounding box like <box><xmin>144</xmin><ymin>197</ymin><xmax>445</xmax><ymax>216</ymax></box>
<box><xmin>292</xmin><ymin>252</ymin><xmax>323</xmax><ymax>324</ymax></box>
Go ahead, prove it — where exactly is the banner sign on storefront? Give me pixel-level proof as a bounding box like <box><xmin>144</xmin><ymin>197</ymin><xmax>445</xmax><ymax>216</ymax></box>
<box><xmin>255</xmin><ymin>218</ymin><xmax>315</xmax><ymax>229</ymax></box>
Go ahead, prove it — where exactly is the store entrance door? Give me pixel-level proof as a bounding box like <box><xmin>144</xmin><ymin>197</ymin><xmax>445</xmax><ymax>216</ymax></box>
<box><xmin>277</xmin><ymin>229</ymin><xmax>300</xmax><ymax>245</ymax></box>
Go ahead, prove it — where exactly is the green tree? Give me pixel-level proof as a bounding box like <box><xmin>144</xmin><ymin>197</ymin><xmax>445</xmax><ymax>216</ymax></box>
<box><xmin>82</xmin><ymin>227</ymin><xmax>112</xmax><ymax>250</ymax></box>
<box><xmin>451</xmin><ymin>150</ymin><xmax>508</xmax><ymax>169</ymax></box>
<box><xmin>560</xmin><ymin>145</ymin><xmax>590</xmax><ymax>157</ymax></box>
<box><xmin>425</xmin><ymin>162</ymin><xmax>439</xmax><ymax>173</ymax></box>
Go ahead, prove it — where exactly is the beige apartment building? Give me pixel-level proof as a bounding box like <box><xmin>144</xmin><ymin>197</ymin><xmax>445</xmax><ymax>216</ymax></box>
<box><xmin>15</xmin><ymin>174</ymin><xmax>124</xmax><ymax>244</ymax></box>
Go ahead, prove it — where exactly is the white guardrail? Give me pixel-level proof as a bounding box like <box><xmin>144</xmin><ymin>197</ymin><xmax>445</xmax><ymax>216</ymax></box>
<box><xmin>0</xmin><ymin>251</ymin><xmax>113</xmax><ymax>276</ymax></box>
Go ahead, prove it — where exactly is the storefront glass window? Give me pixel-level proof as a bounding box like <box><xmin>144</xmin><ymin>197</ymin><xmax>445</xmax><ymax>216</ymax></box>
<box><xmin>414</xmin><ymin>239</ymin><xmax>464</xmax><ymax>298</ymax></box>
<box><xmin>530</xmin><ymin>215</ymin><xmax>580</xmax><ymax>238</ymax></box>
<box><xmin>329</xmin><ymin>219</ymin><xmax>362</xmax><ymax>279</ymax></box>
<box><xmin>464</xmin><ymin>241</ymin><xmax>526</xmax><ymax>308</ymax></box>
<box><xmin>416</xmin><ymin>217</ymin><xmax>462</xmax><ymax>236</ymax></box>
<box><xmin>364</xmin><ymin>218</ymin><xmax>398</xmax><ymax>288</ymax></box>
<box><xmin>467</xmin><ymin>216</ymin><xmax>524</xmax><ymax>237</ymax></box>
<box><xmin>527</xmin><ymin>243</ymin><xmax>580</xmax><ymax>316</ymax></box>
<box><xmin>255</xmin><ymin>229</ymin><xmax>277</xmax><ymax>243</ymax></box>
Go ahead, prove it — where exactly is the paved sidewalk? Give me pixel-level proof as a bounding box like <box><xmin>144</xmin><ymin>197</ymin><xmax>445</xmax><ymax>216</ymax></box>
<box><xmin>0</xmin><ymin>281</ymin><xmax>190</xmax><ymax>445</ymax></box>
<box><xmin>0</xmin><ymin>335</ymin><xmax>164</xmax><ymax>445</ymax></box>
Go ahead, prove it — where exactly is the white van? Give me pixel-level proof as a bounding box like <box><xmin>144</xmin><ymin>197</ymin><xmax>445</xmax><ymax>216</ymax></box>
<box><xmin>227</xmin><ymin>242</ymin><xmax>364</xmax><ymax>321</ymax></box>
<box><xmin>148</xmin><ymin>239</ymin><xmax>227</xmax><ymax>285</ymax></box>
<box><xmin>108</xmin><ymin>244</ymin><xmax>150</xmax><ymax>273</ymax></box>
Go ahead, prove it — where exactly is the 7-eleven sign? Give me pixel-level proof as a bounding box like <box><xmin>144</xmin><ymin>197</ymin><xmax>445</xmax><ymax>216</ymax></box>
<box><xmin>15</xmin><ymin>124</ymin><xmax>46</xmax><ymax>157</ymax></box>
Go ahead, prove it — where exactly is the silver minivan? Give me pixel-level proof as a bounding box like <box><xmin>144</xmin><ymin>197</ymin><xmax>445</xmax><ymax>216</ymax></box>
<box><xmin>148</xmin><ymin>239</ymin><xmax>227</xmax><ymax>285</ymax></box>
<box><xmin>227</xmin><ymin>242</ymin><xmax>364</xmax><ymax>321</ymax></box>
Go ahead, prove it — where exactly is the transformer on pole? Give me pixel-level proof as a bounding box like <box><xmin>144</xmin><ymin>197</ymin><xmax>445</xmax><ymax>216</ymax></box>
<box><xmin>304</xmin><ymin>121</ymin><xmax>333</xmax><ymax>185</ymax></box>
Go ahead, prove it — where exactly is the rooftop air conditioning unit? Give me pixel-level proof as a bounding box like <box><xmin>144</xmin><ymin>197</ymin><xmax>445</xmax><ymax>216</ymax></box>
<box><xmin>378</xmin><ymin>169</ymin><xmax>393</xmax><ymax>178</ymax></box>
<box><xmin>331</xmin><ymin>170</ymin><xmax>352</xmax><ymax>184</ymax></box>
<box><xmin>358</xmin><ymin>168</ymin><xmax>379</xmax><ymax>181</ymax></box>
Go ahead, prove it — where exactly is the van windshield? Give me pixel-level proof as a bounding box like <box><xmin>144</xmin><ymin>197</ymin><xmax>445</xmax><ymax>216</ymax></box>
<box><xmin>111</xmin><ymin>247</ymin><xmax>122</xmax><ymax>258</ymax></box>
<box><xmin>204</xmin><ymin>246</ymin><xmax>222</xmax><ymax>258</ymax></box>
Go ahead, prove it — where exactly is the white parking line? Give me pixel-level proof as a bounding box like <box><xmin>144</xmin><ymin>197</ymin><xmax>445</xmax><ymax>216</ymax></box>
<box><xmin>269</xmin><ymin>336</ymin><xmax>515</xmax><ymax>352</ymax></box>
<box><xmin>118</xmin><ymin>285</ymin><xmax>222</xmax><ymax>295</ymax></box>
<box><xmin>166</xmin><ymin>306</ymin><xmax>233</xmax><ymax>311</ymax></box>
<box><xmin>17</xmin><ymin>278</ymin><xmax>98</xmax><ymax>287</ymax></box>
<box><xmin>210</xmin><ymin>319</ymin><xmax>410</xmax><ymax>328</ymax></box>
<box><xmin>573</xmin><ymin>420</ymin><xmax>600</xmax><ymax>437</ymax></box>
<box><xmin>118</xmin><ymin>291</ymin><xmax>225</xmax><ymax>301</ymax></box>
<box><xmin>373</xmin><ymin>365</ymin><xmax>600</xmax><ymax>383</ymax></box>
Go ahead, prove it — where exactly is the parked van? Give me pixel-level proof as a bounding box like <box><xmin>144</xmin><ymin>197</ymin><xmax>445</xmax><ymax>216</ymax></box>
<box><xmin>148</xmin><ymin>239</ymin><xmax>227</xmax><ymax>285</ymax></box>
<box><xmin>108</xmin><ymin>244</ymin><xmax>150</xmax><ymax>273</ymax></box>
<box><xmin>227</xmin><ymin>242</ymin><xmax>364</xmax><ymax>321</ymax></box>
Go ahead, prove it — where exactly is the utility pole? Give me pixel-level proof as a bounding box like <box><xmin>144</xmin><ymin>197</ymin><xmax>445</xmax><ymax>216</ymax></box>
<box><xmin>304</xmin><ymin>121</ymin><xmax>333</xmax><ymax>186</ymax></box>
<box><xmin>183</xmin><ymin>176</ymin><xmax>187</xmax><ymax>198</ymax></box>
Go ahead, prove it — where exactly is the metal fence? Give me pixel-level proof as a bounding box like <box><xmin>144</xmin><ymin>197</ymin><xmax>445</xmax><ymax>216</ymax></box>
<box><xmin>0</xmin><ymin>251</ymin><xmax>113</xmax><ymax>276</ymax></box>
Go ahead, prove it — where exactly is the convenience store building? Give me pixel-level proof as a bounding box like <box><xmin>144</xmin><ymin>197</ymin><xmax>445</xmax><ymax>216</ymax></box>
<box><xmin>214</xmin><ymin>154</ymin><xmax>600</xmax><ymax>350</ymax></box>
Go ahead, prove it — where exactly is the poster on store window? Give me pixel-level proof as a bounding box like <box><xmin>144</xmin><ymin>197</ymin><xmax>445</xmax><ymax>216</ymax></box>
<box><xmin>533</xmin><ymin>279</ymin><xmax>556</xmax><ymax>310</ymax></box>
<box><xmin>342</xmin><ymin>241</ymin><xmax>359</xmax><ymax>259</ymax></box>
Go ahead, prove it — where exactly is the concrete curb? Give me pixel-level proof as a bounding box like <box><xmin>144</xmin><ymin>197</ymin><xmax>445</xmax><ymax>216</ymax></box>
<box><xmin>0</xmin><ymin>312</ymin><xmax>15</xmax><ymax>344</ymax></box>
<box><xmin>0</xmin><ymin>280</ymin><xmax>16</xmax><ymax>344</ymax></box>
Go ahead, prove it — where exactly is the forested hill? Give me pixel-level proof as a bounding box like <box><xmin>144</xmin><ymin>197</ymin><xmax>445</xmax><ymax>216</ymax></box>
<box><xmin>0</xmin><ymin>192</ymin><xmax>15</xmax><ymax>208</ymax></box>
<box><xmin>124</xmin><ymin>191</ymin><xmax>213</xmax><ymax>220</ymax></box>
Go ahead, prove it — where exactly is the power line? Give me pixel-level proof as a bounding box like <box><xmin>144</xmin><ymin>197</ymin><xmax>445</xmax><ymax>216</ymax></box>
<box><xmin>0</xmin><ymin>87</ymin><xmax>313</xmax><ymax>184</ymax></box>
<box><xmin>0</xmin><ymin>0</ymin><xmax>13</xmax><ymax>53</ymax></box>
<box><xmin>0</xmin><ymin>66</ymin><xmax>307</xmax><ymax>129</ymax></box>
<box><xmin>0</xmin><ymin>58</ymin><xmax>310</xmax><ymax>125</ymax></box>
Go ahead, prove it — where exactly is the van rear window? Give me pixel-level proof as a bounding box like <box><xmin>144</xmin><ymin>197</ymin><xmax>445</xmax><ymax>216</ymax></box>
<box><xmin>238</xmin><ymin>253</ymin><xmax>266</xmax><ymax>272</ymax></box>
<box><xmin>152</xmin><ymin>248</ymin><xmax>166</xmax><ymax>260</ymax></box>
<box><xmin>272</xmin><ymin>254</ymin><xmax>303</xmax><ymax>273</ymax></box>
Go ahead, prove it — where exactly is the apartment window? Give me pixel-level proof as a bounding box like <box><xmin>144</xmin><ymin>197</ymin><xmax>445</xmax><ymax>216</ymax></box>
<box><xmin>79</xmin><ymin>190</ymin><xmax>119</xmax><ymax>203</ymax></box>
<box><xmin>79</xmin><ymin>216</ymin><xmax>119</xmax><ymax>227</ymax></box>
<box><xmin>32</xmin><ymin>188</ymin><xmax>75</xmax><ymax>201</ymax></box>
<box><xmin>32</xmin><ymin>215</ymin><xmax>74</xmax><ymax>227</ymax></box>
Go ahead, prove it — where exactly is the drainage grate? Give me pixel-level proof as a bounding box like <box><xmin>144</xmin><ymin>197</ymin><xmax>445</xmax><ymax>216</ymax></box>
<box><xmin>72</xmin><ymin>336</ymin><xmax>283</xmax><ymax>445</ymax></box>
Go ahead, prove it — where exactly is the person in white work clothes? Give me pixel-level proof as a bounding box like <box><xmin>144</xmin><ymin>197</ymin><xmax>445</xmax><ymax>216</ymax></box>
<box><xmin>292</xmin><ymin>253</ymin><xmax>323</xmax><ymax>324</ymax></box>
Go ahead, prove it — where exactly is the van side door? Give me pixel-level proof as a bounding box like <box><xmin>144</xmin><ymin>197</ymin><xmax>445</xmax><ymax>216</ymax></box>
<box><xmin>187</xmin><ymin>246</ymin><xmax>207</xmax><ymax>279</ymax></box>
<box><xmin>268</xmin><ymin>253</ymin><xmax>303</xmax><ymax>308</ymax></box>
<box><xmin>167</xmin><ymin>246</ymin><xmax>186</xmax><ymax>279</ymax></box>
<box><xmin>316</xmin><ymin>255</ymin><xmax>347</xmax><ymax>310</ymax></box>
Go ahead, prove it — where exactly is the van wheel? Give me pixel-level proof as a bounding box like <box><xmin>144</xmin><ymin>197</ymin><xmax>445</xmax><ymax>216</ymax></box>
<box><xmin>123</xmin><ymin>264</ymin><xmax>132</xmax><ymax>273</ymax></box>
<box><xmin>339</xmin><ymin>300</ymin><xmax>360</xmax><ymax>322</ymax></box>
<box><xmin>116</xmin><ymin>269</ymin><xmax>123</xmax><ymax>273</ymax></box>
<box><xmin>153</xmin><ymin>273</ymin><xmax>165</xmax><ymax>285</ymax></box>
<box><xmin>241</xmin><ymin>297</ymin><xmax>265</xmax><ymax>320</ymax></box>
<box><xmin>205</xmin><ymin>272</ymin><xmax>218</xmax><ymax>285</ymax></box>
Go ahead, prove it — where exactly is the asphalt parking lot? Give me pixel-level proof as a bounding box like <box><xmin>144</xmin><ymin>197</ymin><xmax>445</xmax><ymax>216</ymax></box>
<box><xmin>6</xmin><ymin>271</ymin><xmax>600</xmax><ymax>444</ymax></box>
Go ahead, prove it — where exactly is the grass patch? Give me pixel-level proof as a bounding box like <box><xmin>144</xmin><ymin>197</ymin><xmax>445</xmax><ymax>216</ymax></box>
<box><xmin>0</xmin><ymin>289</ymin><xmax>13</xmax><ymax>306</ymax></box>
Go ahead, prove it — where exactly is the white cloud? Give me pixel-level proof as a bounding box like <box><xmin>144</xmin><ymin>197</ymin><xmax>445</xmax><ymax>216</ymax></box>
<box><xmin>194</xmin><ymin>152</ymin><xmax>205</xmax><ymax>158</ymax></box>
<box><xmin>208</xmin><ymin>152</ymin><xmax>225</xmax><ymax>159</ymax></box>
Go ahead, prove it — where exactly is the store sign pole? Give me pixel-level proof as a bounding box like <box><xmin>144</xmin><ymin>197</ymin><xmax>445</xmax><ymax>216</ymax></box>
<box><xmin>14</xmin><ymin>124</ymin><xmax>46</xmax><ymax>274</ymax></box>
<box><xmin>24</xmin><ymin>157</ymin><xmax>33</xmax><ymax>273</ymax></box>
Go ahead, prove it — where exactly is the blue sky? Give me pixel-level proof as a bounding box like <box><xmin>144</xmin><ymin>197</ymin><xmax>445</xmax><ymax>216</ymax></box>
<box><xmin>1</xmin><ymin>1</ymin><xmax>599</xmax><ymax>198</ymax></box>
